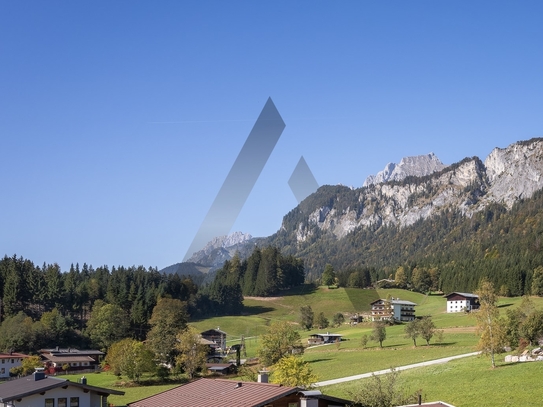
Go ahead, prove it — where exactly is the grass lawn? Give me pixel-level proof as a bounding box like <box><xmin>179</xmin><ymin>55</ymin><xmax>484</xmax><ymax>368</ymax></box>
<box><xmin>60</xmin><ymin>289</ymin><xmax>543</xmax><ymax>406</ymax></box>
<box><xmin>321</xmin><ymin>355</ymin><xmax>543</xmax><ymax>407</ymax></box>
<box><xmin>61</xmin><ymin>372</ymin><xmax>180</xmax><ymax>406</ymax></box>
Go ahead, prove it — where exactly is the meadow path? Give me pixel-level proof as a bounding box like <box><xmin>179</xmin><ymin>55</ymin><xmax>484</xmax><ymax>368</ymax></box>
<box><xmin>313</xmin><ymin>351</ymin><xmax>480</xmax><ymax>386</ymax></box>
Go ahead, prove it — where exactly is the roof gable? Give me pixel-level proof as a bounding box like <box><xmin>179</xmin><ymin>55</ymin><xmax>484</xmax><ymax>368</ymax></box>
<box><xmin>0</xmin><ymin>374</ymin><xmax>124</xmax><ymax>402</ymax></box>
<box><xmin>444</xmin><ymin>292</ymin><xmax>478</xmax><ymax>300</ymax></box>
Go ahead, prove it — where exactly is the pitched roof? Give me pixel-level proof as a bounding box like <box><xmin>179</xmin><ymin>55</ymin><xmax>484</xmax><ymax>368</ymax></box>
<box><xmin>42</xmin><ymin>355</ymin><xmax>96</xmax><ymax>363</ymax></box>
<box><xmin>370</xmin><ymin>299</ymin><xmax>417</xmax><ymax>306</ymax></box>
<box><xmin>39</xmin><ymin>348</ymin><xmax>104</xmax><ymax>357</ymax></box>
<box><xmin>444</xmin><ymin>292</ymin><xmax>479</xmax><ymax>299</ymax></box>
<box><xmin>0</xmin><ymin>352</ymin><xmax>29</xmax><ymax>359</ymax></box>
<box><xmin>0</xmin><ymin>374</ymin><xmax>124</xmax><ymax>403</ymax></box>
<box><xmin>128</xmin><ymin>378</ymin><xmax>298</xmax><ymax>407</ymax></box>
<box><xmin>128</xmin><ymin>378</ymin><xmax>352</xmax><ymax>407</ymax></box>
<box><xmin>391</xmin><ymin>299</ymin><xmax>417</xmax><ymax>306</ymax></box>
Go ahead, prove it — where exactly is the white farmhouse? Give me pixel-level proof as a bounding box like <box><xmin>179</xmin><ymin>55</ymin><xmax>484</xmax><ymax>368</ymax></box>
<box><xmin>444</xmin><ymin>292</ymin><xmax>479</xmax><ymax>313</ymax></box>
<box><xmin>0</xmin><ymin>352</ymin><xmax>28</xmax><ymax>378</ymax></box>
<box><xmin>0</xmin><ymin>368</ymin><xmax>124</xmax><ymax>407</ymax></box>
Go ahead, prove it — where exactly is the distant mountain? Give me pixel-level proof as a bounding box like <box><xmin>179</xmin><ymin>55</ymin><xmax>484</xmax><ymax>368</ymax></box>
<box><xmin>165</xmin><ymin>138</ymin><xmax>543</xmax><ymax>294</ymax></box>
<box><xmin>161</xmin><ymin>232</ymin><xmax>261</xmax><ymax>282</ymax></box>
<box><xmin>363</xmin><ymin>152</ymin><xmax>446</xmax><ymax>187</ymax></box>
<box><xmin>263</xmin><ymin>137</ymin><xmax>543</xmax><ymax>293</ymax></box>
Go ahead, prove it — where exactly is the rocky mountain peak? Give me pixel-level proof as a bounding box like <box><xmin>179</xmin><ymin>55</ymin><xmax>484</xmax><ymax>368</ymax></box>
<box><xmin>186</xmin><ymin>231</ymin><xmax>253</xmax><ymax>266</ymax></box>
<box><xmin>363</xmin><ymin>152</ymin><xmax>446</xmax><ymax>187</ymax></box>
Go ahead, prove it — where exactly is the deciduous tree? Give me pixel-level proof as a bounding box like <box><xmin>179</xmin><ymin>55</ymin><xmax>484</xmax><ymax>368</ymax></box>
<box><xmin>419</xmin><ymin>316</ymin><xmax>436</xmax><ymax>346</ymax></box>
<box><xmin>315</xmin><ymin>312</ymin><xmax>329</xmax><ymax>329</ymax></box>
<box><xmin>175</xmin><ymin>326</ymin><xmax>208</xmax><ymax>379</ymax></box>
<box><xmin>86</xmin><ymin>302</ymin><xmax>129</xmax><ymax>350</ymax></box>
<box><xmin>348</xmin><ymin>368</ymin><xmax>419</xmax><ymax>407</ymax></box>
<box><xmin>371</xmin><ymin>322</ymin><xmax>387</xmax><ymax>348</ymax></box>
<box><xmin>321</xmin><ymin>264</ymin><xmax>336</xmax><ymax>286</ymax></box>
<box><xmin>257</xmin><ymin>321</ymin><xmax>302</xmax><ymax>366</ymax></box>
<box><xmin>475</xmin><ymin>279</ymin><xmax>506</xmax><ymax>368</ymax></box>
<box><xmin>106</xmin><ymin>338</ymin><xmax>156</xmax><ymax>382</ymax></box>
<box><xmin>300</xmin><ymin>305</ymin><xmax>314</xmax><ymax>330</ymax></box>
<box><xmin>271</xmin><ymin>355</ymin><xmax>317</xmax><ymax>388</ymax></box>
<box><xmin>332</xmin><ymin>312</ymin><xmax>345</xmax><ymax>327</ymax></box>
<box><xmin>146</xmin><ymin>298</ymin><xmax>188</xmax><ymax>365</ymax></box>
<box><xmin>404</xmin><ymin>319</ymin><xmax>420</xmax><ymax>346</ymax></box>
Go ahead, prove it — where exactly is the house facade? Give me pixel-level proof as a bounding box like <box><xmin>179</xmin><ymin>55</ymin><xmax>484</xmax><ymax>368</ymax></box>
<box><xmin>200</xmin><ymin>328</ymin><xmax>227</xmax><ymax>353</ymax></box>
<box><xmin>39</xmin><ymin>348</ymin><xmax>103</xmax><ymax>374</ymax></box>
<box><xmin>370</xmin><ymin>298</ymin><xmax>417</xmax><ymax>322</ymax></box>
<box><xmin>0</xmin><ymin>352</ymin><xmax>28</xmax><ymax>379</ymax></box>
<box><xmin>0</xmin><ymin>369</ymin><xmax>124</xmax><ymax>407</ymax></box>
<box><xmin>307</xmin><ymin>333</ymin><xmax>343</xmax><ymax>345</ymax></box>
<box><xmin>444</xmin><ymin>292</ymin><xmax>479</xmax><ymax>313</ymax></box>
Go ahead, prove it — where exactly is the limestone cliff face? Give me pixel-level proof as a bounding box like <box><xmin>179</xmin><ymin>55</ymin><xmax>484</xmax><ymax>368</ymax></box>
<box><xmin>483</xmin><ymin>139</ymin><xmax>543</xmax><ymax>208</ymax></box>
<box><xmin>289</xmin><ymin>138</ymin><xmax>543</xmax><ymax>244</ymax></box>
<box><xmin>363</xmin><ymin>153</ymin><xmax>446</xmax><ymax>187</ymax></box>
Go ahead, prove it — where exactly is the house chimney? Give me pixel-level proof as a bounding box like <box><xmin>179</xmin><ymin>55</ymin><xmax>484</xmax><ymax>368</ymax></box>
<box><xmin>258</xmin><ymin>370</ymin><xmax>269</xmax><ymax>383</ymax></box>
<box><xmin>34</xmin><ymin>368</ymin><xmax>46</xmax><ymax>381</ymax></box>
<box><xmin>300</xmin><ymin>397</ymin><xmax>318</xmax><ymax>407</ymax></box>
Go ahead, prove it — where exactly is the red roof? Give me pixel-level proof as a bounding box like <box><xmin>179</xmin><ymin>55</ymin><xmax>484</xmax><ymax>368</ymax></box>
<box><xmin>128</xmin><ymin>378</ymin><xmax>298</xmax><ymax>407</ymax></box>
<box><xmin>0</xmin><ymin>352</ymin><xmax>28</xmax><ymax>359</ymax></box>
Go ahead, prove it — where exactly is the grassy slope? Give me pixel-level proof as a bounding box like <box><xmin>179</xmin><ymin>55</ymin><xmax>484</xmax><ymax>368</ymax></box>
<box><xmin>66</xmin><ymin>287</ymin><xmax>543</xmax><ymax>406</ymax></box>
<box><xmin>323</xmin><ymin>356</ymin><xmax>543</xmax><ymax>407</ymax></box>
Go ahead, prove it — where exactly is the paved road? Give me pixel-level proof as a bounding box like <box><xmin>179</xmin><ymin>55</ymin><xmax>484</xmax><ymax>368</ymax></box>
<box><xmin>314</xmin><ymin>351</ymin><xmax>480</xmax><ymax>387</ymax></box>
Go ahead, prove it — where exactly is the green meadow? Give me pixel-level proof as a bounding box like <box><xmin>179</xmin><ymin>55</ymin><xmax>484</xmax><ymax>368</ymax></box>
<box><xmin>67</xmin><ymin>286</ymin><xmax>543</xmax><ymax>406</ymax></box>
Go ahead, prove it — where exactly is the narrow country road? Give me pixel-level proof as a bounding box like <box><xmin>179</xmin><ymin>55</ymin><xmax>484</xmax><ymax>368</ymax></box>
<box><xmin>313</xmin><ymin>351</ymin><xmax>480</xmax><ymax>387</ymax></box>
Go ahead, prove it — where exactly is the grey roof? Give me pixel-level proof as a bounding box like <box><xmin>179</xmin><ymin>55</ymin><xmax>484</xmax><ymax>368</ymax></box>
<box><xmin>0</xmin><ymin>374</ymin><xmax>124</xmax><ymax>402</ymax></box>
<box><xmin>40</xmin><ymin>348</ymin><xmax>104</xmax><ymax>356</ymax></box>
<box><xmin>391</xmin><ymin>300</ymin><xmax>417</xmax><ymax>306</ymax></box>
<box><xmin>311</xmin><ymin>333</ymin><xmax>343</xmax><ymax>338</ymax></box>
<box><xmin>444</xmin><ymin>292</ymin><xmax>478</xmax><ymax>299</ymax></box>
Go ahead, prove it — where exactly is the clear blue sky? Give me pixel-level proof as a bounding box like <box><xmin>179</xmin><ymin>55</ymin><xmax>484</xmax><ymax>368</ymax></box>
<box><xmin>1</xmin><ymin>1</ymin><xmax>542</xmax><ymax>271</ymax></box>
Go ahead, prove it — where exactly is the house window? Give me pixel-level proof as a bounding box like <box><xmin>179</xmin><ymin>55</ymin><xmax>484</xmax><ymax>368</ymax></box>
<box><xmin>70</xmin><ymin>397</ymin><xmax>79</xmax><ymax>407</ymax></box>
<box><xmin>58</xmin><ymin>398</ymin><xmax>67</xmax><ymax>407</ymax></box>
<box><xmin>1</xmin><ymin>359</ymin><xmax>4</xmax><ymax>364</ymax></box>
<box><xmin>1</xmin><ymin>368</ymin><xmax>5</xmax><ymax>374</ymax></box>
<box><xmin>45</xmin><ymin>398</ymin><xmax>55</xmax><ymax>407</ymax></box>
<box><xmin>10</xmin><ymin>359</ymin><xmax>14</xmax><ymax>363</ymax></box>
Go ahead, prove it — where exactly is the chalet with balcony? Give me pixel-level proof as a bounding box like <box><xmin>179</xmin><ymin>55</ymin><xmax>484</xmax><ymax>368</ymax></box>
<box><xmin>201</xmin><ymin>327</ymin><xmax>227</xmax><ymax>354</ymax></box>
<box><xmin>370</xmin><ymin>298</ymin><xmax>417</xmax><ymax>322</ymax></box>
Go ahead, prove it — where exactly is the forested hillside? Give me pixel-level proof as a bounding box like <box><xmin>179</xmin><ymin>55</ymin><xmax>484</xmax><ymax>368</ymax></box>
<box><xmin>267</xmin><ymin>188</ymin><xmax>543</xmax><ymax>296</ymax></box>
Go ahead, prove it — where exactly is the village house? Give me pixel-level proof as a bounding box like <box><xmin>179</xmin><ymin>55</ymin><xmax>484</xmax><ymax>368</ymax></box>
<box><xmin>200</xmin><ymin>327</ymin><xmax>227</xmax><ymax>354</ymax></box>
<box><xmin>39</xmin><ymin>348</ymin><xmax>104</xmax><ymax>374</ymax></box>
<box><xmin>370</xmin><ymin>298</ymin><xmax>417</xmax><ymax>322</ymax></box>
<box><xmin>444</xmin><ymin>292</ymin><xmax>479</xmax><ymax>313</ymax></box>
<box><xmin>307</xmin><ymin>333</ymin><xmax>343</xmax><ymax>346</ymax></box>
<box><xmin>127</xmin><ymin>376</ymin><xmax>353</xmax><ymax>407</ymax></box>
<box><xmin>0</xmin><ymin>368</ymin><xmax>124</xmax><ymax>407</ymax></box>
<box><xmin>0</xmin><ymin>352</ymin><xmax>29</xmax><ymax>379</ymax></box>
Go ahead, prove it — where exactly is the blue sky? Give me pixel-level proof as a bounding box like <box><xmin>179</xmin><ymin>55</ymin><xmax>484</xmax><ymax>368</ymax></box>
<box><xmin>1</xmin><ymin>1</ymin><xmax>542</xmax><ymax>271</ymax></box>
